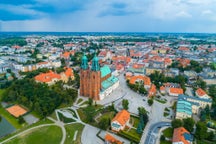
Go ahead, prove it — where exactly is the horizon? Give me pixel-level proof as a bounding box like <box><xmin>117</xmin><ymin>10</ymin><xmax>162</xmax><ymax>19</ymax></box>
<box><xmin>1</xmin><ymin>0</ymin><xmax>216</xmax><ymax>33</ymax></box>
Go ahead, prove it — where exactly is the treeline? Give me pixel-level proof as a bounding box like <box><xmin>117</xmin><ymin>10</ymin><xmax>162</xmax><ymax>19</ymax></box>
<box><xmin>169</xmin><ymin>60</ymin><xmax>203</xmax><ymax>73</ymax></box>
<box><xmin>0</xmin><ymin>37</ymin><xmax>27</xmax><ymax>46</ymax></box>
<box><xmin>2</xmin><ymin>79</ymin><xmax>77</xmax><ymax>117</ymax></box>
<box><xmin>149</xmin><ymin>71</ymin><xmax>187</xmax><ymax>91</ymax></box>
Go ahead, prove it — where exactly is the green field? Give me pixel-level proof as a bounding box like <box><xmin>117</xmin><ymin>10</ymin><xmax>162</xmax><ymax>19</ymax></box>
<box><xmin>0</xmin><ymin>106</ymin><xmax>23</xmax><ymax>129</ymax></box>
<box><xmin>162</xmin><ymin>127</ymin><xmax>173</xmax><ymax>138</ymax></box>
<box><xmin>64</xmin><ymin>123</ymin><xmax>85</xmax><ymax>144</ymax></box>
<box><xmin>5</xmin><ymin>125</ymin><xmax>62</xmax><ymax>144</ymax></box>
<box><xmin>0</xmin><ymin>118</ymin><xmax>53</xmax><ymax>142</ymax></box>
<box><xmin>130</xmin><ymin>115</ymin><xmax>140</xmax><ymax>128</ymax></box>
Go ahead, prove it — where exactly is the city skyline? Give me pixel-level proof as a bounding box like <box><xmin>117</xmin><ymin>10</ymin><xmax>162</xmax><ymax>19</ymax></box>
<box><xmin>1</xmin><ymin>0</ymin><xmax>216</xmax><ymax>32</ymax></box>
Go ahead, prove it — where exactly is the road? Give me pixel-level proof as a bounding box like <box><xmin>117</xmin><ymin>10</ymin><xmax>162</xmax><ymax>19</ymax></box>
<box><xmin>145</xmin><ymin>122</ymin><xmax>171</xmax><ymax>144</ymax></box>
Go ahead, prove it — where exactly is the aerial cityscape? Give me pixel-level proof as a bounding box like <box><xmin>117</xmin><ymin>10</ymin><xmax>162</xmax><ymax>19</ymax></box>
<box><xmin>0</xmin><ymin>1</ymin><xmax>216</xmax><ymax>144</ymax></box>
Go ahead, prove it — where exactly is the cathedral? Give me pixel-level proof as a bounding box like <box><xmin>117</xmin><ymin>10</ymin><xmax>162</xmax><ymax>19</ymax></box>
<box><xmin>80</xmin><ymin>54</ymin><xmax>119</xmax><ymax>101</ymax></box>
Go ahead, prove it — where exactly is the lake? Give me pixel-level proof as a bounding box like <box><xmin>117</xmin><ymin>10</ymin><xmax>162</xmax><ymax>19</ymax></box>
<box><xmin>0</xmin><ymin>117</ymin><xmax>16</xmax><ymax>138</ymax></box>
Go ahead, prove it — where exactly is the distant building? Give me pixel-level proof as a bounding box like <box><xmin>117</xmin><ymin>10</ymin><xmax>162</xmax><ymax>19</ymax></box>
<box><xmin>172</xmin><ymin>127</ymin><xmax>193</xmax><ymax>144</ymax></box>
<box><xmin>195</xmin><ymin>88</ymin><xmax>211</xmax><ymax>99</ymax></box>
<box><xmin>111</xmin><ymin>110</ymin><xmax>130</xmax><ymax>132</ymax></box>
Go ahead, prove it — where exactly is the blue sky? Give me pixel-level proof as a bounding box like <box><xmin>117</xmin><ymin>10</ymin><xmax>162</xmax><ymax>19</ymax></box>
<box><xmin>0</xmin><ymin>0</ymin><xmax>216</xmax><ymax>32</ymax></box>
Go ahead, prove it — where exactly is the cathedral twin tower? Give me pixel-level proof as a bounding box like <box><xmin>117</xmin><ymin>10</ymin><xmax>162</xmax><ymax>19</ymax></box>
<box><xmin>80</xmin><ymin>54</ymin><xmax>101</xmax><ymax>100</ymax></box>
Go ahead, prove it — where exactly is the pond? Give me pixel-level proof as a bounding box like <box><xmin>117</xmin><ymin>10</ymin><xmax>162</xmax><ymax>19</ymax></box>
<box><xmin>0</xmin><ymin>116</ymin><xmax>16</xmax><ymax>138</ymax></box>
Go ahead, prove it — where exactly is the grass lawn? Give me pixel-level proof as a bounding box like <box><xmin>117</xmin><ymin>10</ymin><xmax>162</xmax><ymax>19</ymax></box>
<box><xmin>0</xmin><ymin>118</ymin><xmax>53</xmax><ymax>142</ymax></box>
<box><xmin>119</xmin><ymin>128</ymin><xmax>141</xmax><ymax>143</ymax></box>
<box><xmin>98</xmin><ymin>111</ymin><xmax>115</xmax><ymax>121</ymax></box>
<box><xmin>160</xmin><ymin>140</ymin><xmax>172</xmax><ymax>144</ymax></box>
<box><xmin>57</xmin><ymin>112</ymin><xmax>76</xmax><ymax>123</ymax></box>
<box><xmin>77</xmin><ymin>99</ymin><xmax>83</xmax><ymax>104</ymax></box>
<box><xmin>64</xmin><ymin>123</ymin><xmax>85</xmax><ymax>144</ymax></box>
<box><xmin>67</xmin><ymin>109</ymin><xmax>78</xmax><ymax>119</ymax></box>
<box><xmin>0</xmin><ymin>89</ymin><xmax>6</xmax><ymax>100</ymax></box>
<box><xmin>130</xmin><ymin>115</ymin><xmax>140</xmax><ymax>128</ymax></box>
<box><xmin>0</xmin><ymin>105</ymin><xmax>22</xmax><ymax>129</ymax></box>
<box><xmin>4</xmin><ymin>125</ymin><xmax>62</xmax><ymax>144</ymax></box>
<box><xmin>162</xmin><ymin>127</ymin><xmax>173</xmax><ymax>138</ymax></box>
<box><xmin>80</xmin><ymin>101</ymin><xmax>88</xmax><ymax>106</ymax></box>
<box><xmin>50</xmin><ymin>111</ymin><xmax>58</xmax><ymax>120</ymax></box>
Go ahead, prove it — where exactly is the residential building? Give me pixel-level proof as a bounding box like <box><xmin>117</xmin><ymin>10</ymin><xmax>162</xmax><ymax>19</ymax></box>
<box><xmin>111</xmin><ymin>110</ymin><xmax>130</xmax><ymax>132</ymax></box>
<box><xmin>148</xmin><ymin>84</ymin><xmax>156</xmax><ymax>97</ymax></box>
<box><xmin>169</xmin><ymin>88</ymin><xmax>184</xmax><ymax>96</ymax></box>
<box><xmin>104</xmin><ymin>134</ymin><xmax>123</xmax><ymax>144</ymax></box>
<box><xmin>195</xmin><ymin>88</ymin><xmax>211</xmax><ymax>99</ymax></box>
<box><xmin>172</xmin><ymin>127</ymin><xmax>193</xmax><ymax>144</ymax></box>
<box><xmin>128</xmin><ymin>75</ymin><xmax>151</xmax><ymax>89</ymax></box>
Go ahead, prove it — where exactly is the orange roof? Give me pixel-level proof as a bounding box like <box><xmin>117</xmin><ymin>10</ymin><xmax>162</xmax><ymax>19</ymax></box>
<box><xmin>179</xmin><ymin>47</ymin><xmax>190</xmax><ymax>51</ymax></box>
<box><xmin>62</xmin><ymin>51</ymin><xmax>75</xmax><ymax>58</ymax></box>
<box><xmin>172</xmin><ymin>127</ymin><xmax>191</xmax><ymax>144</ymax></box>
<box><xmin>179</xmin><ymin>58</ymin><xmax>190</xmax><ymax>67</ymax></box>
<box><xmin>112</xmin><ymin>56</ymin><xmax>131</xmax><ymax>63</ymax></box>
<box><xmin>148</xmin><ymin>84</ymin><xmax>156</xmax><ymax>97</ymax></box>
<box><xmin>35</xmin><ymin>70</ymin><xmax>61</xmax><ymax>83</ymax></box>
<box><xmin>6</xmin><ymin>105</ymin><xmax>27</xmax><ymax>118</ymax></box>
<box><xmin>112</xmin><ymin>110</ymin><xmax>130</xmax><ymax>126</ymax></box>
<box><xmin>129</xmin><ymin>75</ymin><xmax>151</xmax><ymax>86</ymax></box>
<box><xmin>132</xmin><ymin>63</ymin><xmax>144</xmax><ymax>69</ymax></box>
<box><xmin>12</xmin><ymin>45</ymin><xmax>21</xmax><ymax>49</ymax></box>
<box><xmin>105</xmin><ymin>134</ymin><xmax>123</xmax><ymax>144</ymax></box>
<box><xmin>169</xmin><ymin>88</ymin><xmax>183</xmax><ymax>95</ymax></box>
<box><xmin>64</xmin><ymin>43</ymin><xmax>74</xmax><ymax>47</ymax></box>
<box><xmin>160</xmin><ymin>86</ymin><xmax>165</xmax><ymax>91</ymax></box>
<box><xmin>64</xmin><ymin>67</ymin><xmax>74</xmax><ymax>77</ymax></box>
<box><xmin>196</xmin><ymin>88</ymin><xmax>206</xmax><ymax>97</ymax></box>
<box><xmin>37</xmin><ymin>61</ymin><xmax>49</xmax><ymax>65</ymax></box>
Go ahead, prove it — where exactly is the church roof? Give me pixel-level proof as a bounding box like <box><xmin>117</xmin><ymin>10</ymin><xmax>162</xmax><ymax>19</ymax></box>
<box><xmin>100</xmin><ymin>65</ymin><xmax>111</xmax><ymax>78</ymax></box>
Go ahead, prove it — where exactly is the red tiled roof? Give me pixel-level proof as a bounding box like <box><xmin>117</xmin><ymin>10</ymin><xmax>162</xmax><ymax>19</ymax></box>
<box><xmin>35</xmin><ymin>70</ymin><xmax>61</xmax><ymax>83</ymax></box>
<box><xmin>196</xmin><ymin>88</ymin><xmax>206</xmax><ymax>97</ymax></box>
<box><xmin>112</xmin><ymin>110</ymin><xmax>130</xmax><ymax>126</ymax></box>
<box><xmin>105</xmin><ymin>134</ymin><xmax>123</xmax><ymax>144</ymax></box>
<box><xmin>172</xmin><ymin>127</ymin><xmax>191</xmax><ymax>144</ymax></box>
<box><xmin>129</xmin><ymin>75</ymin><xmax>151</xmax><ymax>86</ymax></box>
<box><xmin>169</xmin><ymin>88</ymin><xmax>183</xmax><ymax>95</ymax></box>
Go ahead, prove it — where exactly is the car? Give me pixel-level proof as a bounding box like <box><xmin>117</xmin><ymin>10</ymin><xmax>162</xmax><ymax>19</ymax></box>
<box><xmin>143</xmin><ymin>99</ymin><xmax>146</xmax><ymax>101</ymax></box>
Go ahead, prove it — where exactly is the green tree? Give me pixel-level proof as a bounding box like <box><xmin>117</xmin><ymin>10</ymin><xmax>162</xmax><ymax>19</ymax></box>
<box><xmin>18</xmin><ymin>116</ymin><xmax>25</xmax><ymax>124</ymax></box>
<box><xmin>147</xmin><ymin>99</ymin><xmax>153</xmax><ymax>106</ymax></box>
<box><xmin>98</xmin><ymin>117</ymin><xmax>109</xmax><ymax>130</ymax></box>
<box><xmin>136</xmin><ymin>123</ymin><xmax>143</xmax><ymax>134</ymax></box>
<box><xmin>122</xmin><ymin>99</ymin><xmax>129</xmax><ymax>110</ymax></box>
<box><xmin>171</xmin><ymin>119</ymin><xmax>183</xmax><ymax>128</ymax></box>
<box><xmin>195</xmin><ymin>122</ymin><xmax>208</xmax><ymax>140</ymax></box>
<box><xmin>138</xmin><ymin>107</ymin><xmax>147</xmax><ymax>115</ymax></box>
<box><xmin>88</xmin><ymin>98</ymin><xmax>93</xmax><ymax>106</ymax></box>
<box><xmin>183</xmin><ymin>118</ymin><xmax>195</xmax><ymax>132</ymax></box>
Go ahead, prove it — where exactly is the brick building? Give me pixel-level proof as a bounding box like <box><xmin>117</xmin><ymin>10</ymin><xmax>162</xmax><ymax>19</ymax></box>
<box><xmin>80</xmin><ymin>54</ymin><xmax>119</xmax><ymax>101</ymax></box>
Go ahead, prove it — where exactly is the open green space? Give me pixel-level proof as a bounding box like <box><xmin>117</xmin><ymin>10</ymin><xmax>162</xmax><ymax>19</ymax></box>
<box><xmin>67</xmin><ymin>109</ymin><xmax>78</xmax><ymax>119</ymax></box>
<box><xmin>98</xmin><ymin>111</ymin><xmax>115</xmax><ymax>121</ymax></box>
<box><xmin>0</xmin><ymin>105</ymin><xmax>23</xmax><ymax>129</ymax></box>
<box><xmin>4</xmin><ymin>125</ymin><xmax>62</xmax><ymax>144</ymax></box>
<box><xmin>64</xmin><ymin>123</ymin><xmax>85</xmax><ymax>144</ymax></box>
<box><xmin>50</xmin><ymin>111</ymin><xmax>58</xmax><ymax>120</ymax></box>
<box><xmin>160</xmin><ymin>140</ymin><xmax>172</xmax><ymax>144</ymax></box>
<box><xmin>119</xmin><ymin>128</ymin><xmax>141</xmax><ymax>143</ymax></box>
<box><xmin>58</xmin><ymin>112</ymin><xmax>76</xmax><ymax>123</ymax></box>
<box><xmin>0</xmin><ymin>118</ymin><xmax>53</xmax><ymax>142</ymax></box>
<box><xmin>77</xmin><ymin>99</ymin><xmax>83</xmax><ymax>105</ymax></box>
<box><xmin>130</xmin><ymin>115</ymin><xmax>140</xmax><ymax>128</ymax></box>
<box><xmin>162</xmin><ymin>127</ymin><xmax>173</xmax><ymax>138</ymax></box>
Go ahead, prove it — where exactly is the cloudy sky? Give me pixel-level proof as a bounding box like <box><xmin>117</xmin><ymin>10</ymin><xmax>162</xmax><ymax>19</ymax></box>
<box><xmin>0</xmin><ymin>0</ymin><xmax>216</xmax><ymax>32</ymax></box>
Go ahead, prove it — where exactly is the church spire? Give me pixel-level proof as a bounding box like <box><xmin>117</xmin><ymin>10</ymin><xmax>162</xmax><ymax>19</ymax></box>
<box><xmin>91</xmin><ymin>53</ymin><xmax>100</xmax><ymax>71</ymax></box>
<box><xmin>81</xmin><ymin>53</ymin><xmax>88</xmax><ymax>70</ymax></box>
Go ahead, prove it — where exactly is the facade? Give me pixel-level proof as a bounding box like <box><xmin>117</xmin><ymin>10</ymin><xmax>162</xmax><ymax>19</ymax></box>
<box><xmin>176</xmin><ymin>94</ymin><xmax>212</xmax><ymax>119</ymax></box>
<box><xmin>172</xmin><ymin>127</ymin><xmax>193</xmax><ymax>144</ymax></box>
<box><xmin>80</xmin><ymin>54</ymin><xmax>119</xmax><ymax>101</ymax></box>
<box><xmin>111</xmin><ymin>110</ymin><xmax>130</xmax><ymax>132</ymax></box>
